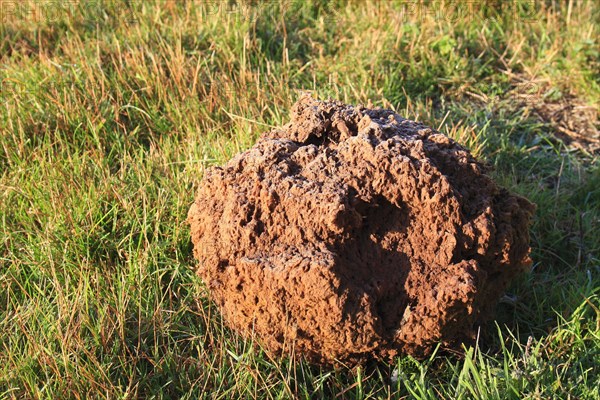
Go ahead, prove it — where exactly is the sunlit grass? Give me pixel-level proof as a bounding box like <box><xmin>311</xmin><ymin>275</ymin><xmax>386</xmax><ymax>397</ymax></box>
<box><xmin>1</xmin><ymin>0</ymin><xmax>598</xmax><ymax>398</ymax></box>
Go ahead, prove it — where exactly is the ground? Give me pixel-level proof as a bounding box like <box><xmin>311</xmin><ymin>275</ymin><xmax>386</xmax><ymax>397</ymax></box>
<box><xmin>0</xmin><ymin>1</ymin><xmax>598</xmax><ymax>399</ymax></box>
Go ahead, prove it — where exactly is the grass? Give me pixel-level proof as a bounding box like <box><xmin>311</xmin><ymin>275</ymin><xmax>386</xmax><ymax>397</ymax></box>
<box><xmin>0</xmin><ymin>0</ymin><xmax>598</xmax><ymax>398</ymax></box>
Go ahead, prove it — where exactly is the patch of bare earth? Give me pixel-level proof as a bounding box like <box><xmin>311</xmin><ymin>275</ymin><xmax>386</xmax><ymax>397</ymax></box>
<box><xmin>510</xmin><ymin>75</ymin><xmax>599</xmax><ymax>154</ymax></box>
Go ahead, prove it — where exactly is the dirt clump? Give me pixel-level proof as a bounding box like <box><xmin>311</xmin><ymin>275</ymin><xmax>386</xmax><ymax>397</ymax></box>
<box><xmin>188</xmin><ymin>96</ymin><xmax>535</xmax><ymax>365</ymax></box>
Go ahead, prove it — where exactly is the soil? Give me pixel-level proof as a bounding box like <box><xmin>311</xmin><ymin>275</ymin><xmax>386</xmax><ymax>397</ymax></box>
<box><xmin>510</xmin><ymin>75</ymin><xmax>599</xmax><ymax>154</ymax></box>
<box><xmin>188</xmin><ymin>95</ymin><xmax>536</xmax><ymax>365</ymax></box>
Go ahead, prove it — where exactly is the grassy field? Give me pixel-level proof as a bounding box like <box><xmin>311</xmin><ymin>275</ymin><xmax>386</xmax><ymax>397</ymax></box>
<box><xmin>1</xmin><ymin>0</ymin><xmax>599</xmax><ymax>398</ymax></box>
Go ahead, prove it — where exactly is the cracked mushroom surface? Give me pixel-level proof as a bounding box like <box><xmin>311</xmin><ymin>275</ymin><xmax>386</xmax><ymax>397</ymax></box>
<box><xmin>188</xmin><ymin>96</ymin><xmax>535</xmax><ymax>365</ymax></box>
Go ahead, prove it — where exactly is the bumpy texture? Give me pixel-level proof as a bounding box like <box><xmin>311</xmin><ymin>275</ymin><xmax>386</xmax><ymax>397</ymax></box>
<box><xmin>188</xmin><ymin>96</ymin><xmax>535</xmax><ymax>365</ymax></box>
